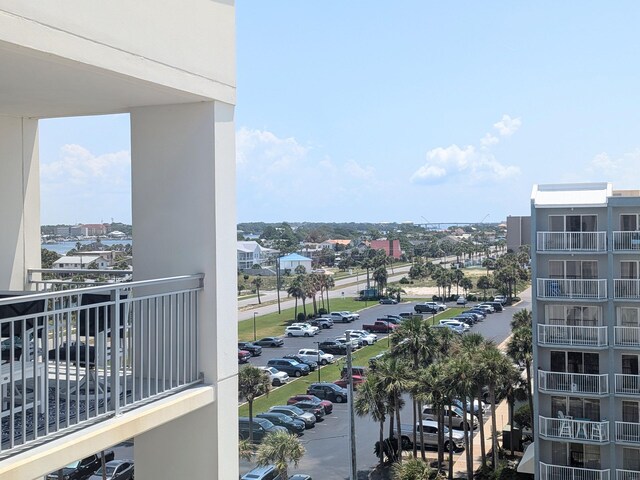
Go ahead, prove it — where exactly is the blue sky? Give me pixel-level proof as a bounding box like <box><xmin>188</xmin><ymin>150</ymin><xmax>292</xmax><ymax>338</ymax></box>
<box><xmin>39</xmin><ymin>2</ymin><xmax>640</xmax><ymax>225</ymax></box>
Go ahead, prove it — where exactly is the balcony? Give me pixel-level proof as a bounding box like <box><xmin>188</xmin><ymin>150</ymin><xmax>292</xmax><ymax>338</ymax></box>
<box><xmin>614</xmin><ymin>327</ymin><xmax>640</xmax><ymax>347</ymax></box>
<box><xmin>613</xmin><ymin>231</ymin><xmax>640</xmax><ymax>251</ymax></box>
<box><xmin>540</xmin><ymin>462</ymin><xmax>610</xmax><ymax>480</ymax></box>
<box><xmin>537</xmin><ymin>279</ymin><xmax>607</xmax><ymax>300</ymax></box>
<box><xmin>538</xmin><ymin>370</ymin><xmax>609</xmax><ymax>395</ymax></box>
<box><xmin>615</xmin><ymin>374</ymin><xmax>640</xmax><ymax>396</ymax></box>
<box><xmin>537</xmin><ymin>232</ymin><xmax>607</xmax><ymax>252</ymax></box>
<box><xmin>617</xmin><ymin>470</ymin><xmax>640</xmax><ymax>480</ymax></box>
<box><xmin>0</xmin><ymin>274</ymin><xmax>203</xmax><ymax>456</ymax></box>
<box><xmin>538</xmin><ymin>325</ymin><xmax>608</xmax><ymax>348</ymax></box>
<box><xmin>615</xmin><ymin>421</ymin><xmax>640</xmax><ymax>444</ymax></box>
<box><xmin>539</xmin><ymin>416</ymin><xmax>609</xmax><ymax>443</ymax></box>
<box><xmin>614</xmin><ymin>280</ymin><xmax>640</xmax><ymax>300</ymax></box>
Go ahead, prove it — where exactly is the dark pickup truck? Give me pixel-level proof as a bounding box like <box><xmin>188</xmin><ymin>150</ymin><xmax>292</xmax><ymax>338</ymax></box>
<box><xmin>47</xmin><ymin>451</ymin><xmax>115</xmax><ymax>479</ymax></box>
<box><xmin>362</xmin><ymin>321</ymin><xmax>398</xmax><ymax>333</ymax></box>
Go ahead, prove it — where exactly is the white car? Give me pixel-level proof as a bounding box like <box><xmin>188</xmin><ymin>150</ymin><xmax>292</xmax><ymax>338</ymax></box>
<box><xmin>291</xmin><ymin>322</ymin><xmax>319</xmax><ymax>335</ymax></box>
<box><xmin>285</xmin><ymin>325</ymin><xmax>315</xmax><ymax>337</ymax></box>
<box><xmin>335</xmin><ymin>336</ymin><xmax>361</xmax><ymax>349</ymax></box>
<box><xmin>493</xmin><ymin>295</ymin><xmax>507</xmax><ymax>305</ymax></box>
<box><xmin>298</xmin><ymin>348</ymin><xmax>334</xmax><ymax>365</ymax></box>
<box><xmin>340</xmin><ymin>311</ymin><xmax>360</xmax><ymax>320</ymax></box>
<box><xmin>258</xmin><ymin>366</ymin><xmax>290</xmax><ymax>386</ymax></box>
<box><xmin>439</xmin><ymin>319</ymin><xmax>470</xmax><ymax>332</ymax></box>
<box><xmin>344</xmin><ymin>329</ymin><xmax>378</xmax><ymax>345</ymax></box>
<box><xmin>476</xmin><ymin>304</ymin><xmax>495</xmax><ymax>313</ymax></box>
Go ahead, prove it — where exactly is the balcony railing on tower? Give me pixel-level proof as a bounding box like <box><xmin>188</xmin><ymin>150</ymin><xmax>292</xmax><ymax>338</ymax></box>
<box><xmin>538</xmin><ymin>370</ymin><xmax>609</xmax><ymax>395</ymax></box>
<box><xmin>538</xmin><ymin>325</ymin><xmax>608</xmax><ymax>347</ymax></box>
<box><xmin>613</xmin><ymin>231</ymin><xmax>640</xmax><ymax>251</ymax></box>
<box><xmin>537</xmin><ymin>232</ymin><xmax>607</xmax><ymax>252</ymax></box>
<box><xmin>540</xmin><ymin>462</ymin><xmax>609</xmax><ymax>480</ymax></box>
<box><xmin>615</xmin><ymin>374</ymin><xmax>640</xmax><ymax>396</ymax></box>
<box><xmin>614</xmin><ymin>280</ymin><xmax>640</xmax><ymax>300</ymax></box>
<box><xmin>0</xmin><ymin>274</ymin><xmax>203</xmax><ymax>458</ymax></box>
<box><xmin>614</xmin><ymin>327</ymin><xmax>640</xmax><ymax>347</ymax></box>
<box><xmin>537</xmin><ymin>279</ymin><xmax>607</xmax><ymax>300</ymax></box>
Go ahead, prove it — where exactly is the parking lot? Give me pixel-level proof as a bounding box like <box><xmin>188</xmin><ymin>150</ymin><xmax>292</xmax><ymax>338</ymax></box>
<box><xmin>240</xmin><ymin>294</ymin><xmax>529</xmax><ymax>478</ymax></box>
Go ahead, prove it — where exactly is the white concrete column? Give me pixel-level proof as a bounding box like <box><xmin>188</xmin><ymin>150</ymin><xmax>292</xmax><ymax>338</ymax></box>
<box><xmin>0</xmin><ymin>116</ymin><xmax>40</xmax><ymax>291</ymax></box>
<box><xmin>130</xmin><ymin>101</ymin><xmax>237</xmax><ymax>479</ymax></box>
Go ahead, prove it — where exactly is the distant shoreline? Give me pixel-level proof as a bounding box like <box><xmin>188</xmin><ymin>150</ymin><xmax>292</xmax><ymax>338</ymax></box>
<box><xmin>41</xmin><ymin>239</ymin><xmax>132</xmax><ymax>255</ymax></box>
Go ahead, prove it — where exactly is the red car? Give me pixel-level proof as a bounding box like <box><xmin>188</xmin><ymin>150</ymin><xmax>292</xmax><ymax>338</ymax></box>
<box><xmin>334</xmin><ymin>375</ymin><xmax>365</xmax><ymax>390</ymax></box>
<box><xmin>286</xmin><ymin>394</ymin><xmax>333</xmax><ymax>414</ymax></box>
<box><xmin>238</xmin><ymin>349</ymin><xmax>251</xmax><ymax>364</ymax></box>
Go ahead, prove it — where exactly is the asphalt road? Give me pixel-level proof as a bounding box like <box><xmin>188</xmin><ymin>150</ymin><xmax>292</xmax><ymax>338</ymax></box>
<box><xmin>240</xmin><ymin>288</ymin><xmax>532</xmax><ymax>479</ymax></box>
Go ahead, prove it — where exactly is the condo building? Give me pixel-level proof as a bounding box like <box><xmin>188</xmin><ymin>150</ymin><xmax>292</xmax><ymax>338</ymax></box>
<box><xmin>532</xmin><ymin>183</ymin><xmax>640</xmax><ymax>480</ymax></box>
<box><xmin>0</xmin><ymin>2</ymin><xmax>237</xmax><ymax>479</ymax></box>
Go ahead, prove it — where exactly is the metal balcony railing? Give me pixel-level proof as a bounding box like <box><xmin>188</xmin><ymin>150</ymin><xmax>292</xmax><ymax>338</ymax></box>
<box><xmin>540</xmin><ymin>463</ymin><xmax>610</xmax><ymax>480</ymax></box>
<box><xmin>0</xmin><ymin>274</ymin><xmax>203</xmax><ymax>457</ymax></box>
<box><xmin>615</xmin><ymin>374</ymin><xmax>640</xmax><ymax>396</ymax></box>
<box><xmin>537</xmin><ymin>279</ymin><xmax>607</xmax><ymax>300</ymax></box>
<box><xmin>614</xmin><ymin>280</ymin><xmax>640</xmax><ymax>300</ymax></box>
<box><xmin>27</xmin><ymin>268</ymin><xmax>132</xmax><ymax>292</ymax></box>
<box><xmin>538</xmin><ymin>325</ymin><xmax>608</xmax><ymax>347</ymax></box>
<box><xmin>538</xmin><ymin>370</ymin><xmax>609</xmax><ymax>395</ymax></box>
<box><xmin>614</xmin><ymin>327</ymin><xmax>640</xmax><ymax>347</ymax></box>
<box><xmin>539</xmin><ymin>416</ymin><xmax>609</xmax><ymax>443</ymax></box>
<box><xmin>616</xmin><ymin>421</ymin><xmax>640</xmax><ymax>444</ymax></box>
<box><xmin>613</xmin><ymin>232</ymin><xmax>640</xmax><ymax>251</ymax></box>
<box><xmin>537</xmin><ymin>232</ymin><xmax>607</xmax><ymax>252</ymax></box>
<box><xmin>617</xmin><ymin>470</ymin><xmax>640</xmax><ymax>480</ymax></box>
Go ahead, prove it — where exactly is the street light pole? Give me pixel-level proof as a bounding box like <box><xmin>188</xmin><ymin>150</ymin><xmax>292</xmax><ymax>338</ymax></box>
<box><xmin>253</xmin><ymin>312</ymin><xmax>257</xmax><ymax>341</ymax></box>
<box><xmin>346</xmin><ymin>332</ymin><xmax>357</xmax><ymax>480</ymax></box>
<box><xmin>315</xmin><ymin>341</ymin><xmax>321</xmax><ymax>383</ymax></box>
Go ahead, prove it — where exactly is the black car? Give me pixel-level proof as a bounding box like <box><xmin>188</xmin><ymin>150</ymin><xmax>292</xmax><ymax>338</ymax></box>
<box><xmin>379</xmin><ymin>298</ymin><xmax>398</xmax><ymax>304</ymax></box>
<box><xmin>266</xmin><ymin>358</ymin><xmax>310</xmax><ymax>377</ymax></box>
<box><xmin>255</xmin><ymin>337</ymin><xmax>284</xmax><ymax>347</ymax></box>
<box><xmin>317</xmin><ymin>341</ymin><xmax>347</xmax><ymax>355</ymax></box>
<box><xmin>239</xmin><ymin>417</ymin><xmax>288</xmax><ymax>442</ymax></box>
<box><xmin>256</xmin><ymin>412</ymin><xmax>305</xmax><ymax>435</ymax></box>
<box><xmin>307</xmin><ymin>382</ymin><xmax>348</xmax><ymax>403</ymax></box>
<box><xmin>47</xmin><ymin>451</ymin><xmax>115</xmax><ymax>479</ymax></box>
<box><xmin>414</xmin><ymin>303</ymin><xmax>437</xmax><ymax>314</ymax></box>
<box><xmin>238</xmin><ymin>341</ymin><xmax>263</xmax><ymax>356</ymax></box>
<box><xmin>283</xmin><ymin>354</ymin><xmax>318</xmax><ymax>371</ymax></box>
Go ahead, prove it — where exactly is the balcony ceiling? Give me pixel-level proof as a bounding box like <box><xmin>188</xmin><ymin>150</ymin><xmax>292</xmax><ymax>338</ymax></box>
<box><xmin>0</xmin><ymin>41</ymin><xmax>209</xmax><ymax>119</ymax></box>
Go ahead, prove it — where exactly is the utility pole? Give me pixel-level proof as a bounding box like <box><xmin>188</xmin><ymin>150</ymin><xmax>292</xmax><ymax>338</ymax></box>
<box><xmin>346</xmin><ymin>332</ymin><xmax>357</xmax><ymax>480</ymax></box>
<box><xmin>276</xmin><ymin>256</ymin><xmax>281</xmax><ymax>314</ymax></box>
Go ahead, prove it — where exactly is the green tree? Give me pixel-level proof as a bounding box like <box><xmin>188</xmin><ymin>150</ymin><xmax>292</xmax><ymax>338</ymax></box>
<box><xmin>251</xmin><ymin>276</ymin><xmax>263</xmax><ymax>304</ymax></box>
<box><xmin>476</xmin><ymin>275</ymin><xmax>492</xmax><ymax>300</ymax></box>
<box><xmin>373</xmin><ymin>266</ymin><xmax>388</xmax><ymax>296</ymax></box>
<box><xmin>507</xmin><ymin>310</ymin><xmax>534</xmax><ymax>435</ymax></box>
<box><xmin>391</xmin><ymin>458</ymin><xmax>434</xmax><ymax>480</ymax></box>
<box><xmin>256</xmin><ymin>431</ymin><xmax>305</xmax><ymax>479</ymax></box>
<box><xmin>238</xmin><ymin>366</ymin><xmax>271</xmax><ymax>443</ymax></box>
<box><xmin>355</xmin><ymin>373</ymin><xmax>388</xmax><ymax>466</ymax></box>
<box><xmin>41</xmin><ymin>248</ymin><xmax>61</xmax><ymax>269</ymax></box>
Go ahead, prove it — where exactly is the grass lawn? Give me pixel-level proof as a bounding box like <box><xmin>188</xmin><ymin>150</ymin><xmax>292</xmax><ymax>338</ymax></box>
<box><xmin>238</xmin><ymin>298</ymin><xmax>377</xmax><ymax>341</ymax></box>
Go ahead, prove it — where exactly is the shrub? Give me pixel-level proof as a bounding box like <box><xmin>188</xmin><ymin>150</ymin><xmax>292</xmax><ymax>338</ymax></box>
<box><xmin>297</xmin><ymin>312</ymin><xmax>306</xmax><ymax>322</ymax></box>
<box><xmin>432</xmin><ymin>295</ymin><xmax>442</xmax><ymax>301</ymax></box>
<box><xmin>467</xmin><ymin>293</ymin><xmax>477</xmax><ymax>301</ymax></box>
<box><xmin>399</xmin><ymin>277</ymin><xmax>410</xmax><ymax>284</ymax></box>
<box><xmin>318</xmin><ymin>308</ymin><xmax>328</xmax><ymax>315</ymax></box>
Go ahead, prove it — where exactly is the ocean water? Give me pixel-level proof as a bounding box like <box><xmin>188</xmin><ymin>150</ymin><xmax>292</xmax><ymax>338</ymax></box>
<box><xmin>42</xmin><ymin>239</ymin><xmax>132</xmax><ymax>255</ymax></box>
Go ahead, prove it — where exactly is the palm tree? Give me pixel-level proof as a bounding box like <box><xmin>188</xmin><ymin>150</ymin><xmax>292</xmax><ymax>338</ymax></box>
<box><xmin>449</xmin><ymin>356</ymin><xmax>476</xmax><ymax>479</ymax></box>
<box><xmin>507</xmin><ymin>318</ymin><xmax>534</xmax><ymax>435</ymax></box>
<box><xmin>251</xmin><ymin>276</ymin><xmax>263</xmax><ymax>304</ymax></box>
<box><xmin>355</xmin><ymin>373</ymin><xmax>388</xmax><ymax>465</ymax></box>
<box><xmin>287</xmin><ymin>278</ymin><xmax>304</xmax><ymax>320</ymax></box>
<box><xmin>391</xmin><ymin>458</ymin><xmax>433</xmax><ymax>480</ymax></box>
<box><xmin>510</xmin><ymin>308</ymin><xmax>532</xmax><ymax>330</ymax></box>
<box><xmin>324</xmin><ymin>274</ymin><xmax>335</xmax><ymax>310</ymax></box>
<box><xmin>373</xmin><ymin>266</ymin><xmax>388</xmax><ymax>297</ymax></box>
<box><xmin>239</xmin><ymin>439</ymin><xmax>255</xmax><ymax>461</ymax></box>
<box><xmin>452</xmin><ymin>269</ymin><xmax>464</xmax><ymax>295</ymax></box>
<box><xmin>386</xmin><ymin>285</ymin><xmax>406</xmax><ymax>303</ymax></box>
<box><xmin>460</xmin><ymin>333</ymin><xmax>488</xmax><ymax>467</ymax></box>
<box><xmin>256</xmin><ymin>430</ymin><xmax>305</xmax><ymax>479</ymax></box>
<box><xmin>238</xmin><ymin>365</ymin><xmax>271</xmax><ymax>443</ymax></box>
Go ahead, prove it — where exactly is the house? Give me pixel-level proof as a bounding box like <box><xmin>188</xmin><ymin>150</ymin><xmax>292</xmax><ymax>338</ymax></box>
<box><xmin>237</xmin><ymin>241</ymin><xmax>277</xmax><ymax>270</ymax></box>
<box><xmin>53</xmin><ymin>255</ymin><xmax>110</xmax><ymax>270</ymax></box>
<box><xmin>321</xmin><ymin>239</ymin><xmax>352</xmax><ymax>250</ymax></box>
<box><xmin>370</xmin><ymin>239</ymin><xmax>403</xmax><ymax>259</ymax></box>
<box><xmin>0</xmin><ymin>2</ymin><xmax>236</xmax><ymax>479</ymax></box>
<box><xmin>531</xmin><ymin>182</ymin><xmax>640</xmax><ymax>480</ymax></box>
<box><xmin>279</xmin><ymin>253</ymin><xmax>313</xmax><ymax>273</ymax></box>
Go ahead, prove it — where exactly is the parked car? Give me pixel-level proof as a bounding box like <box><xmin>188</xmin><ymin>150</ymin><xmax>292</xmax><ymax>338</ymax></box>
<box><xmin>464</xmin><ymin>308</ymin><xmax>487</xmax><ymax>319</ymax></box>
<box><xmin>241</xmin><ymin>465</ymin><xmax>283</xmax><ymax>480</ymax></box>
<box><xmin>290</xmin><ymin>322</ymin><xmax>320</xmax><ymax>334</ymax></box>
<box><xmin>340</xmin><ymin>365</ymin><xmax>367</xmax><ymax>378</ymax></box>
<box><xmin>423</xmin><ymin>301</ymin><xmax>446</xmax><ymax>312</ymax></box>
<box><xmin>238</xmin><ymin>349</ymin><xmax>252</xmax><ymax>364</ymax></box>
<box><xmin>256</xmin><ymin>412</ymin><xmax>305</xmax><ymax>435</ymax></box>
<box><xmin>422</xmin><ymin>404</ymin><xmax>478</xmax><ymax>430</ymax></box>
<box><xmin>334</xmin><ymin>336</ymin><xmax>362</xmax><ymax>349</ymax></box>
<box><xmin>485</xmin><ymin>301</ymin><xmax>504</xmax><ymax>312</ymax></box>
<box><xmin>291</xmin><ymin>400</ymin><xmax>325</xmax><ymax>420</ymax></box>
<box><xmin>307</xmin><ymin>382</ymin><xmax>348</xmax><ymax>403</ymax></box>
<box><xmin>395</xmin><ymin>420</ymin><xmax>465</xmax><ymax>451</ymax></box>
<box><xmin>379</xmin><ymin>298</ymin><xmax>398</xmax><ymax>304</ymax></box>
<box><xmin>238</xmin><ymin>341</ymin><xmax>263</xmax><ymax>356</ymax></box>
<box><xmin>88</xmin><ymin>460</ymin><xmax>134</xmax><ymax>480</ymax></box>
<box><xmin>452</xmin><ymin>398</ymin><xmax>490</xmax><ymax>417</ymax></box>
<box><xmin>334</xmin><ymin>375</ymin><xmax>365</xmax><ymax>389</ymax></box>
<box><xmin>439</xmin><ymin>319</ymin><xmax>470</xmax><ymax>332</ymax></box>
<box><xmin>316</xmin><ymin>341</ymin><xmax>347</xmax><ymax>355</ymax></box>
<box><xmin>308</xmin><ymin>318</ymin><xmax>333</xmax><ymax>329</ymax></box>
<box><xmin>283</xmin><ymin>354</ymin><xmax>318</xmax><ymax>371</ymax></box>
<box><xmin>298</xmin><ymin>348</ymin><xmax>334</xmax><ymax>365</ymax></box>
<box><xmin>255</xmin><ymin>337</ymin><xmax>284</xmax><ymax>347</ymax></box>
<box><xmin>289</xmin><ymin>475</ymin><xmax>312</xmax><ymax>480</ymax></box>
<box><xmin>344</xmin><ymin>329</ymin><xmax>377</xmax><ymax>345</ymax></box>
<box><xmin>340</xmin><ymin>311</ymin><xmax>360</xmax><ymax>320</ymax></box>
<box><xmin>239</xmin><ymin>417</ymin><xmax>288</xmax><ymax>442</ymax></box>
<box><xmin>258</xmin><ymin>366</ymin><xmax>290</xmax><ymax>386</ymax></box>
<box><xmin>322</xmin><ymin>312</ymin><xmax>353</xmax><ymax>323</ymax></box>
<box><xmin>475</xmin><ymin>304</ymin><xmax>495</xmax><ymax>313</ymax></box>
<box><xmin>284</xmin><ymin>325</ymin><xmax>316</xmax><ymax>337</ymax></box>
<box><xmin>414</xmin><ymin>303</ymin><xmax>438</xmax><ymax>314</ymax></box>
<box><xmin>266</xmin><ymin>358</ymin><xmax>310</xmax><ymax>377</ymax></box>
<box><xmin>431</xmin><ymin>323</ymin><xmax>463</xmax><ymax>335</ymax></box>
<box><xmin>493</xmin><ymin>295</ymin><xmax>507</xmax><ymax>304</ymax></box>
<box><xmin>286</xmin><ymin>394</ymin><xmax>333</xmax><ymax>414</ymax></box>
<box><xmin>47</xmin><ymin>451</ymin><xmax>115</xmax><ymax>479</ymax></box>
<box><xmin>398</xmin><ymin>312</ymin><xmax>414</xmax><ymax>318</ymax></box>
<box><xmin>362</xmin><ymin>321</ymin><xmax>398</xmax><ymax>333</ymax></box>
<box><xmin>456</xmin><ymin>296</ymin><xmax>467</xmax><ymax>306</ymax></box>
<box><xmin>269</xmin><ymin>405</ymin><xmax>316</xmax><ymax>428</ymax></box>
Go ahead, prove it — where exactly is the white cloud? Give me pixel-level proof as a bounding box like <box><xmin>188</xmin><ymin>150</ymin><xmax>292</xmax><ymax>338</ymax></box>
<box><xmin>493</xmin><ymin>114</ymin><xmax>522</xmax><ymax>136</ymax></box>
<box><xmin>585</xmin><ymin>150</ymin><xmax>640</xmax><ymax>187</ymax></box>
<box><xmin>236</xmin><ymin>127</ymin><xmax>308</xmax><ymax>172</ymax></box>
<box><xmin>480</xmin><ymin>133</ymin><xmax>499</xmax><ymax>147</ymax></box>
<box><xmin>344</xmin><ymin>159</ymin><xmax>375</xmax><ymax>180</ymax></box>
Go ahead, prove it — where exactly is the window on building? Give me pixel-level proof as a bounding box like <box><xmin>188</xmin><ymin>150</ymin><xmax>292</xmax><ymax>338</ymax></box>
<box><xmin>548</xmin><ymin>260</ymin><xmax>598</xmax><ymax>279</ymax></box>
<box><xmin>622</xmin><ymin>355</ymin><xmax>639</xmax><ymax>375</ymax></box>
<box><xmin>551</xmin><ymin>396</ymin><xmax>600</xmax><ymax>420</ymax></box>
<box><xmin>619</xmin><ymin>307</ymin><xmax>640</xmax><ymax>327</ymax></box>
<box><xmin>623</xmin><ymin>448</ymin><xmax>640</xmax><ymax>471</ymax></box>
<box><xmin>622</xmin><ymin>261</ymin><xmax>640</xmax><ymax>279</ymax></box>
<box><xmin>546</xmin><ymin>305</ymin><xmax>602</xmax><ymax>326</ymax></box>
<box><xmin>621</xmin><ymin>214</ymin><xmax>639</xmax><ymax>232</ymax></box>
<box><xmin>565</xmin><ymin>443</ymin><xmax>601</xmax><ymax>469</ymax></box>
<box><xmin>551</xmin><ymin>351</ymin><xmax>599</xmax><ymax>374</ymax></box>
<box><xmin>549</xmin><ymin>215</ymin><xmax>598</xmax><ymax>232</ymax></box>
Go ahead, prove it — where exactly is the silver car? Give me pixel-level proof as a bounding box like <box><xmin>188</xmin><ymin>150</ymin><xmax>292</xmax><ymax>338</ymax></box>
<box><xmin>398</xmin><ymin>420</ymin><xmax>465</xmax><ymax>451</ymax></box>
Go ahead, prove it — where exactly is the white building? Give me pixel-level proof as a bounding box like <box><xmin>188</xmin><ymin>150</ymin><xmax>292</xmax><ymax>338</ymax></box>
<box><xmin>53</xmin><ymin>255</ymin><xmax>110</xmax><ymax>270</ymax></box>
<box><xmin>279</xmin><ymin>253</ymin><xmax>313</xmax><ymax>273</ymax></box>
<box><xmin>531</xmin><ymin>183</ymin><xmax>640</xmax><ymax>480</ymax></box>
<box><xmin>0</xmin><ymin>2</ymin><xmax>237</xmax><ymax>479</ymax></box>
<box><xmin>237</xmin><ymin>241</ymin><xmax>277</xmax><ymax>270</ymax></box>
